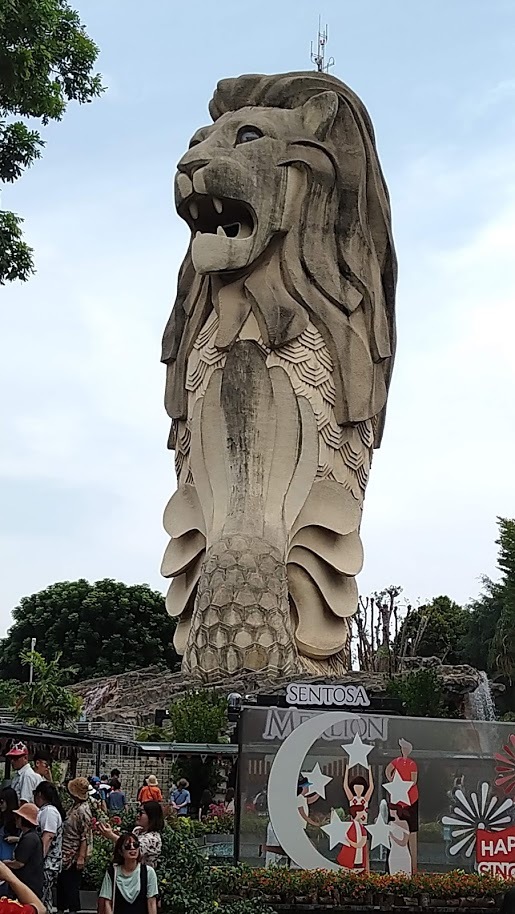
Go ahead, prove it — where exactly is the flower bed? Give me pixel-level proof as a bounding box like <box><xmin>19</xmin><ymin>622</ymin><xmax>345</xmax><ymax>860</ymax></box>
<box><xmin>83</xmin><ymin>815</ymin><xmax>513</xmax><ymax>912</ymax></box>
<box><xmin>210</xmin><ymin>866</ymin><xmax>512</xmax><ymax>907</ymax></box>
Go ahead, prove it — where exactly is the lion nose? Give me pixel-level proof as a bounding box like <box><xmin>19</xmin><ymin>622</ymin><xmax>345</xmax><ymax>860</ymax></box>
<box><xmin>177</xmin><ymin>154</ymin><xmax>210</xmax><ymax>179</ymax></box>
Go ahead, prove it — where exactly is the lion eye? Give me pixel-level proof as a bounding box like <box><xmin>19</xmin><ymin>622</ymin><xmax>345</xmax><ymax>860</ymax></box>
<box><xmin>235</xmin><ymin>126</ymin><xmax>263</xmax><ymax>145</ymax></box>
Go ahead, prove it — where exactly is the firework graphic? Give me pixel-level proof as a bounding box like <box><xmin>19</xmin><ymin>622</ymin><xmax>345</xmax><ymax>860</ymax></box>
<box><xmin>495</xmin><ymin>734</ymin><xmax>515</xmax><ymax>796</ymax></box>
<box><xmin>442</xmin><ymin>782</ymin><xmax>513</xmax><ymax>857</ymax></box>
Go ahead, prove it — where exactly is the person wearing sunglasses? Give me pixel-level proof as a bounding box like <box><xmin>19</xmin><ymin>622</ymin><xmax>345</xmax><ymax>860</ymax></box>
<box><xmin>98</xmin><ymin>801</ymin><xmax>164</xmax><ymax>869</ymax></box>
<box><xmin>99</xmin><ymin>834</ymin><xmax>158</xmax><ymax>914</ymax></box>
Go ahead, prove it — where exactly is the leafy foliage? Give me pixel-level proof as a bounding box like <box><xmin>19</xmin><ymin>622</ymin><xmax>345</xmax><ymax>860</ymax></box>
<box><xmin>169</xmin><ymin>690</ymin><xmax>229</xmax><ymax>806</ymax></box>
<box><xmin>0</xmin><ymin>579</ymin><xmax>179</xmax><ymax>683</ymax></box>
<box><xmin>462</xmin><ymin>576</ymin><xmax>503</xmax><ymax>675</ymax></box>
<box><xmin>83</xmin><ymin>836</ymin><xmax>112</xmax><ymax>891</ymax></box>
<box><xmin>395</xmin><ymin>595</ymin><xmax>469</xmax><ymax>664</ymax></box>
<box><xmin>169</xmin><ymin>690</ymin><xmax>227</xmax><ymax>744</ymax></box>
<box><xmin>86</xmin><ymin>824</ymin><xmax>272</xmax><ymax>914</ymax></box>
<box><xmin>13</xmin><ymin>649</ymin><xmax>82</xmax><ymax>728</ymax></box>
<box><xmin>387</xmin><ymin>668</ymin><xmax>448</xmax><ymax>718</ymax></box>
<box><xmin>0</xmin><ymin>210</ymin><xmax>34</xmax><ymax>282</ymax></box>
<box><xmin>210</xmin><ymin>864</ymin><xmax>510</xmax><ymax>903</ymax></box>
<box><xmin>0</xmin><ymin>0</ymin><xmax>103</xmax><ymax>283</ymax></box>
<box><xmin>0</xmin><ymin>676</ymin><xmax>16</xmax><ymax>707</ymax></box>
<box><xmin>167</xmin><ymin>812</ymin><xmax>234</xmax><ymax>837</ymax></box>
<box><xmin>491</xmin><ymin>517</ymin><xmax>515</xmax><ymax>681</ymax></box>
<box><xmin>136</xmin><ymin>724</ymin><xmax>170</xmax><ymax>742</ymax></box>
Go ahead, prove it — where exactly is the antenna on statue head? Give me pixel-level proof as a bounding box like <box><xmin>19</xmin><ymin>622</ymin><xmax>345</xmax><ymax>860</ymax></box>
<box><xmin>310</xmin><ymin>16</ymin><xmax>335</xmax><ymax>73</ymax></box>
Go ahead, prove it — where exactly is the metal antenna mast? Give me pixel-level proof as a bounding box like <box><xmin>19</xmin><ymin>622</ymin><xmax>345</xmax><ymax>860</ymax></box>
<box><xmin>310</xmin><ymin>16</ymin><xmax>335</xmax><ymax>73</ymax></box>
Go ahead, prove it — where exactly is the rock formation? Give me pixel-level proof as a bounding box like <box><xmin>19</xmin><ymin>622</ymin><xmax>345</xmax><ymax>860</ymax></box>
<box><xmin>72</xmin><ymin>663</ymin><xmax>488</xmax><ymax>727</ymax></box>
<box><xmin>161</xmin><ymin>71</ymin><xmax>397</xmax><ymax>680</ymax></box>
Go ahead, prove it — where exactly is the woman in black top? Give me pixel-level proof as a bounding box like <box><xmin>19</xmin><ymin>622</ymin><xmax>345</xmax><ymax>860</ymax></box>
<box><xmin>4</xmin><ymin>804</ymin><xmax>43</xmax><ymax>900</ymax></box>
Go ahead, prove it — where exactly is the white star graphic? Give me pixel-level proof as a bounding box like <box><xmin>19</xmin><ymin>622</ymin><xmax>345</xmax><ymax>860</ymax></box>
<box><xmin>383</xmin><ymin>771</ymin><xmax>413</xmax><ymax>805</ymax></box>
<box><xmin>366</xmin><ymin>814</ymin><xmax>392</xmax><ymax>849</ymax></box>
<box><xmin>302</xmin><ymin>763</ymin><xmax>332</xmax><ymax>799</ymax></box>
<box><xmin>341</xmin><ymin>733</ymin><xmax>373</xmax><ymax>769</ymax></box>
<box><xmin>321</xmin><ymin>809</ymin><xmax>352</xmax><ymax>850</ymax></box>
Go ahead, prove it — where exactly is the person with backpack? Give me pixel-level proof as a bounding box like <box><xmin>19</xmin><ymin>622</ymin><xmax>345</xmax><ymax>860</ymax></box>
<box><xmin>170</xmin><ymin>780</ymin><xmax>190</xmax><ymax>817</ymax></box>
<box><xmin>99</xmin><ymin>833</ymin><xmax>158</xmax><ymax>914</ymax></box>
<box><xmin>99</xmin><ymin>777</ymin><xmax>112</xmax><ymax>806</ymax></box>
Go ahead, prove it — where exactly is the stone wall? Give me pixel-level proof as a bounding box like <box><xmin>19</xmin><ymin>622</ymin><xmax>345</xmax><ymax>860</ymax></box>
<box><xmin>76</xmin><ymin>747</ymin><xmax>176</xmax><ymax>802</ymax></box>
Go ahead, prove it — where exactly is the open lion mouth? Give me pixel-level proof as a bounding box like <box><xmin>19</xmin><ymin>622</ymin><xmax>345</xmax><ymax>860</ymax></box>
<box><xmin>180</xmin><ymin>194</ymin><xmax>255</xmax><ymax>240</ymax></box>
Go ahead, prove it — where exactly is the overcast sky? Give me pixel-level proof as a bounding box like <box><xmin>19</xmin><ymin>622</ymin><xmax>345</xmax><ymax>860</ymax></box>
<box><xmin>1</xmin><ymin>0</ymin><xmax>515</xmax><ymax>634</ymax></box>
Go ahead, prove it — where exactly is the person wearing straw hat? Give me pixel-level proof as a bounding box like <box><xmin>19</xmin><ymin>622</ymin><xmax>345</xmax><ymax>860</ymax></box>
<box><xmin>137</xmin><ymin>778</ymin><xmax>162</xmax><ymax>805</ymax></box>
<box><xmin>3</xmin><ymin>804</ymin><xmax>43</xmax><ymax>901</ymax></box>
<box><xmin>56</xmin><ymin>779</ymin><xmax>92</xmax><ymax>914</ymax></box>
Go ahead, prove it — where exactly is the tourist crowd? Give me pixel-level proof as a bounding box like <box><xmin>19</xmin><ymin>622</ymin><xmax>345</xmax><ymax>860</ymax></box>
<box><xmin>1</xmin><ymin>739</ymin><xmax>234</xmax><ymax>914</ymax></box>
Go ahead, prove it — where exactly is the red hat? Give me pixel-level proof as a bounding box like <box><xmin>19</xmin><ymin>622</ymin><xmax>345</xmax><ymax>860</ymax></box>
<box><xmin>6</xmin><ymin>741</ymin><xmax>28</xmax><ymax>758</ymax></box>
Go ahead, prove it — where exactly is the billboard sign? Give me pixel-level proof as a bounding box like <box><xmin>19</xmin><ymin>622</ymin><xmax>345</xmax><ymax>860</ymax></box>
<box><xmin>238</xmin><ymin>706</ymin><xmax>515</xmax><ymax>874</ymax></box>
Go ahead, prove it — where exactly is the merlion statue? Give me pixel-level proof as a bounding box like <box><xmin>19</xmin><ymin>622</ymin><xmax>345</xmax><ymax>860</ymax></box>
<box><xmin>161</xmin><ymin>71</ymin><xmax>396</xmax><ymax>680</ymax></box>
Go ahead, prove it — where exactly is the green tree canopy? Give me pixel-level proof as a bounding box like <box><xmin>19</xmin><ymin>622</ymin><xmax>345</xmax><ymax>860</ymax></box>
<box><xmin>396</xmin><ymin>595</ymin><xmax>469</xmax><ymax>664</ymax></box>
<box><xmin>387</xmin><ymin>668</ymin><xmax>448</xmax><ymax>718</ymax></box>
<box><xmin>0</xmin><ymin>0</ymin><xmax>103</xmax><ymax>283</ymax></box>
<box><xmin>0</xmin><ymin>579</ymin><xmax>179</xmax><ymax>683</ymax></box>
<box><xmin>168</xmin><ymin>691</ymin><xmax>229</xmax><ymax>806</ymax></box>
<box><xmin>461</xmin><ymin>576</ymin><xmax>503</xmax><ymax>675</ymax></box>
<box><xmin>490</xmin><ymin>517</ymin><xmax>515</xmax><ymax>680</ymax></box>
<box><xmin>169</xmin><ymin>690</ymin><xmax>227</xmax><ymax>744</ymax></box>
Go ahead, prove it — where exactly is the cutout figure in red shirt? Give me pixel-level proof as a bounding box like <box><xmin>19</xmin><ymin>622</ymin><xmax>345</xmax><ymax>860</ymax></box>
<box><xmin>385</xmin><ymin>738</ymin><xmax>418</xmax><ymax>872</ymax></box>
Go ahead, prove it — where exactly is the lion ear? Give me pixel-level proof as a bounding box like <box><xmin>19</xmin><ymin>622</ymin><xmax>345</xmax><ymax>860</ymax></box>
<box><xmin>301</xmin><ymin>91</ymin><xmax>339</xmax><ymax>140</ymax></box>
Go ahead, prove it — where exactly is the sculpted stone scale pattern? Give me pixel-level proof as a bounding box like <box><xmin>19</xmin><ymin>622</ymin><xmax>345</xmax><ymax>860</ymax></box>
<box><xmin>161</xmin><ymin>71</ymin><xmax>397</xmax><ymax>681</ymax></box>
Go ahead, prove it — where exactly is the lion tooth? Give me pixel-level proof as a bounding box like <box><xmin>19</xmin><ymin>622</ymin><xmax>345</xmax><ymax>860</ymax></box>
<box><xmin>216</xmin><ymin>225</ymin><xmax>225</xmax><ymax>237</ymax></box>
<box><xmin>213</xmin><ymin>198</ymin><xmax>223</xmax><ymax>214</ymax></box>
<box><xmin>189</xmin><ymin>201</ymin><xmax>199</xmax><ymax>220</ymax></box>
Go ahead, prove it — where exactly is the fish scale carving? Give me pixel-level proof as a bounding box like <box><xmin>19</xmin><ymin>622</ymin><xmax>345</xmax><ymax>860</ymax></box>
<box><xmin>182</xmin><ymin>534</ymin><xmax>300</xmax><ymax>677</ymax></box>
<box><xmin>174</xmin><ymin>311</ymin><xmax>373</xmax><ymax>505</ymax></box>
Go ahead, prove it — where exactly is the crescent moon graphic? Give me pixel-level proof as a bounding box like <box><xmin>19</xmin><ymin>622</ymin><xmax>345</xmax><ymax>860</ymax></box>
<box><xmin>268</xmin><ymin>710</ymin><xmax>358</xmax><ymax>871</ymax></box>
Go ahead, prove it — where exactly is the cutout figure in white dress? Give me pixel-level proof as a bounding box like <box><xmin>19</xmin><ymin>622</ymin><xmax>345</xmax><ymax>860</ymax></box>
<box><xmin>388</xmin><ymin>807</ymin><xmax>412</xmax><ymax>875</ymax></box>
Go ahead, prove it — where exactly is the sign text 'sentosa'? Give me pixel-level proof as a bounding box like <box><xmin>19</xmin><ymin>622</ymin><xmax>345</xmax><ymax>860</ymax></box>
<box><xmin>285</xmin><ymin>683</ymin><xmax>370</xmax><ymax>707</ymax></box>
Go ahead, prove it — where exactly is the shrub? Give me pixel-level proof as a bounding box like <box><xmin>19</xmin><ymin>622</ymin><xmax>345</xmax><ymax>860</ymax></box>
<box><xmin>83</xmin><ymin>837</ymin><xmax>112</xmax><ymax>890</ymax></box>
<box><xmin>166</xmin><ymin>813</ymin><xmax>234</xmax><ymax>836</ymax></box>
<box><xmin>210</xmin><ymin>865</ymin><xmax>508</xmax><ymax>903</ymax></box>
<box><xmin>83</xmin><ymin>821</ymin><xmax>509</xmax><ymax>909</ymax></box>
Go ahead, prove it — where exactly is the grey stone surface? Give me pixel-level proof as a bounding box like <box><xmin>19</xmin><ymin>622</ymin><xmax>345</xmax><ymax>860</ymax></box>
<box><xmin>160</xmin><ymin>71</ymin><xmax>397</xmax><ymax>680</ymax></box>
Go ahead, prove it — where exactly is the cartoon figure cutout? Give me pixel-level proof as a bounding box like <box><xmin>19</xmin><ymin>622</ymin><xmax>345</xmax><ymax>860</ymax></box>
<box><xmin>296</xmin><ymin>774</ymin><xmax>319</xmax><ymax>829</ymax></box>
<box><xmin>336</xmin><ymin>746</ymin><xmax>374</xmax><ymax>871</ymax></box>
<box><xmin>385</xmin><ymin>738</ymin><xmax>418</xmax><ymax>873</ymax></box>
<box><xmin>388</xmin><ymin>806</ymin><xmax>412</xmax><ymax>874</ymax></box>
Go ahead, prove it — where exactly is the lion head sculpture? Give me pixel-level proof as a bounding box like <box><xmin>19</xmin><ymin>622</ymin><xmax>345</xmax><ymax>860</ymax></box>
<box><xmin>162</xmin><ymin>70</ymin><xmax>396</xmax><ymax>447</ymax></box>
